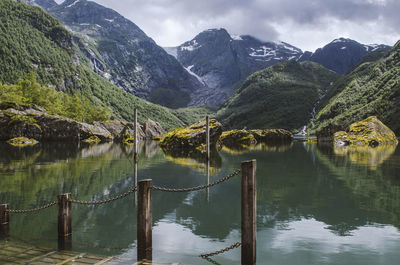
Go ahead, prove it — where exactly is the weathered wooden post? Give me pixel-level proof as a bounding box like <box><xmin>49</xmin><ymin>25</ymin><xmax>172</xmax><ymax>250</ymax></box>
<box><xmin>241</xmin><ymin>160</ymin><xmax>257</xmax><ymax>265</ymax></box>
<box><xmin>58</xmin><ymin>193</ymin><xmax>72</xmax><ymax>250</ymax></box>
<box><xmin>206</xmin><ymin>116</ymin><xmax>210</xmax><ymax>161</ymax></box>
<box><xmin>134</xmin><ymin>108</ymin><xmax>138</xmax><ymax>161</ymax></box>
<box><xmin>137</xmin><ymin>179</ymin><xmax>152</xmax><ymax>261</ymax></box>
<box><xmin>0</xmin><ymin>204</ymin><xmax>9</xmax><ymax>240</ymax></box>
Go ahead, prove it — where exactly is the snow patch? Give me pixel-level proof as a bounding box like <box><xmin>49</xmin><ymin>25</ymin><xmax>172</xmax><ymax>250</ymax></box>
<box><xmin>278</xmin><ymin>42</ymin><xmax>300</xmax><ymax>53</ymax></box>
<box><xmin>66</xmin><ymin>0</ymin><xmax>79</xmax><ymax>8</ymax></box>
<box><xmin>185</xmin><ymin>65</ymin><xmax>206</xmax><ymax>85</ymax></box>
<box><xmin>231</xmin><ymin>34</ymin><xmax>243</xmax><ymax>41</ymax></box>
<box><xmin>341</xmin><ymin>46</ymin><xmax>347</xmax><ymax>50</ymax></box>
<box><xmin>180</xmin><ymin>40</ymin><xmax>201</xmax><ymax>52</ymax></box>
<box><xmin>249</xmin><ymin>46</ymin><xmax>275</xmax><ymax>57</ymax></box>
<box><xmin>104</xmin><ymin>18</ymin><xmax>114</xmax><ymax>23</ymax></box>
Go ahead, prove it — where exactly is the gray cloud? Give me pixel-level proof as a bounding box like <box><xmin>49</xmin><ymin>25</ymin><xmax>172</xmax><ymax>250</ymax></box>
<box><xmin>80</xmin><ymin>0</ymin><xmax>399</xmax><ymax>51</ymax></box>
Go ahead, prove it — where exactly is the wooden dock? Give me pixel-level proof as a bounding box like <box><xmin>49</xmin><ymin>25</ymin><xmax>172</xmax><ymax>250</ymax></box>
<box><xmin>0</xmin><ymin>241</ymin><xmax>180</xmax><ymax>265</ymax></box>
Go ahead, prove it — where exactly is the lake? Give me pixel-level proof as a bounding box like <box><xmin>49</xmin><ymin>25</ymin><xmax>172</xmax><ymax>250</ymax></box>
<box><xmin>0</xmin><ymin>141</ymin><xmax>399</xmax><ymax>265</ymax></box>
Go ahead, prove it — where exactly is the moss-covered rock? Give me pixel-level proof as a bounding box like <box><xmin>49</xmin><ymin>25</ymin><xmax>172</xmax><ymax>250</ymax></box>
<box><xmin>160</xmin><ymin>119</ymin><xmax>222</xmax><ymax>156</ymax></box>
<box><xmin>250</xmin><ymin>129</ymin><xmax>293</xmax><ymax>143</ymax></box>
<box><xmin>333</xmin><ymin>116</ymin><xmax>398</xmax><ymax>146</ymax></box>
<box><xmin>82</xmin><ymin>135</ymin><xmax>101</xmax><ymax>144</ymax></box>
<box><xmin>7</xmin><ymin>137</ymin><xmax>38</xmax><ymax>147</ymax></box>
<box><xmin>220</xmin><ymin>129</ymin><xmax>257</xmax><ymax>147</ymax></box>
<box><xmin>0</xmin><ymin>107</ymin><xmax>112</xmax><ymax>143</ymax></box>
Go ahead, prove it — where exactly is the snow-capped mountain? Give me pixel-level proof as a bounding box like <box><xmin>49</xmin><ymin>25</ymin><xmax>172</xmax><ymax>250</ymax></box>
<box><xmin>299</xmin><ymin>38</ymin><xmax>389</xmax><ymax>75</ymax></box>
<box><xmin>27</xmin><ymin>0</ymin><xmax>204</xmax><ymax>108</ymax></box>
<box><xmin>167</xmin><ymin>28</ymin><xmax>303</xmax><ymax>106</ymax></box>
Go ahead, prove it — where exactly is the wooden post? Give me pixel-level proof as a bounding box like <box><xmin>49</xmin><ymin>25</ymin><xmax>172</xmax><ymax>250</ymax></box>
<box><xmin>206</xmin><ymin>116</ymin><xmax>210</xmax><ymax>161</ymax></box>
<box><xmin>137</xmin><ymin>179</ymin><xmax>152</xmax><ymax>261</ymax></box>
<box><xmin>58</xmin><ymin>193</ymin><xmax>72</xmax><ymax>250</ymax></box>
<box><xmin>241</xmin><ymin>160</ymin><xmax>257</xmax><ymax>265</ymax></box>
<box><xmin>134</xmin><ymin>108</ymin><xmax>138</xmax><ymax>161</ymax></box>
<box><xmin>0</xmin><ymin>204</ymin><xmax>9</xmax><ymax>240</ymax></box>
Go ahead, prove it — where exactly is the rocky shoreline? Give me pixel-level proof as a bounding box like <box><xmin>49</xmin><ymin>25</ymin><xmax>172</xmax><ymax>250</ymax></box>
<box><xmin>0</xmin><ymin>106</ymin><xmax>165</xmax><ymax>146</ymax></box>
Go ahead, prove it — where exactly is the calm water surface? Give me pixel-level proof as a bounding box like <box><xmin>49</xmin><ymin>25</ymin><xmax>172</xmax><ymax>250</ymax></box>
<box><xmin>0</xmin><ymin>141</ymin><xmax>399</xmax><ymax>265</ymax></box>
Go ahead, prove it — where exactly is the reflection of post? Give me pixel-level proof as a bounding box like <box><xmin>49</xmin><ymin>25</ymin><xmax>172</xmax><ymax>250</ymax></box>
<box><xmin>134</xmin><ymin>108</ymin><xmax>138</xmax><ymax>161</ymax></box>
<box><xmin>0</xmin><ymin>204</ymin><xmax>9</xmax><ymax>240</ymax></box>
<box><xmin>241</xmin><ymin>160</ymin><xmax>257</xmax><ymax>265</ymax></box>
<box><xmin>206</xmin><ymin>116</ymin><xmax>210</xmax><ymax>161</ymax></box>
<box><xmin>58</xmin><ymin>193</ymin><xmax>72</xmax><ymax>251</ymax></box>
<box><xmin>137</xmin><ymin>179</ymin><xmax>152</xmax><ymax>261</ymax></box>
<box><xmin>206</xmin><ymin>160</ymin><xmax>210</xmax><ymax>201</ymax></box>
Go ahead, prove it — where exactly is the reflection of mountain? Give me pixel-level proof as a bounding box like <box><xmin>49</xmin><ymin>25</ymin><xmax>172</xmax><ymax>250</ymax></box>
<box><xmin>313</xmin><ymin>144</ymin><xmax>400</xmax><ymax>229</ymax></box>
<box><xmin>334</xmin><ymin>144</ymin><xmax>397</xmax><ymax>170</ymax></box>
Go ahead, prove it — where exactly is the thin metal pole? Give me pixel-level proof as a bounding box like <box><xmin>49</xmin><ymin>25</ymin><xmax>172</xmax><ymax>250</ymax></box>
<box><xmin>206</xmin><ymin>116</ymin><xmax>210</xmax><ymax>161</ymax></box>
<box><xmin>137</xmin><ymin>179</ymin><xmax>152</xmax><ymax>261</ymax></box>
<box><xmin>241</xmin><ymin>160</ymin><xmax>257</xmax><ymax>265</ymax></box>
<box><xmin>134</xmin><ymin>108</ymin><xmax>138</xmax><ymax>160</ymax></box>
<box><xmin>206</xmin><ymin>160</ymin><xmax>210</xmax><ymax>202</ymax></box>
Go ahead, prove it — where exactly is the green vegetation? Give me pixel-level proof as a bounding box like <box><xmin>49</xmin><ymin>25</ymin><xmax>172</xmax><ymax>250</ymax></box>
<box><xmin>0</xmin><ymin>0</ymin><xmax>202</xmax><ymax>131</ymax></box>
<box><xmin>0</xmin><ymin>73</ymin><xmax>110</xmax><ymax>123</ymax></box>
<box><xmin>217</xmin><ymin>61</ymin><xmax>339</xmax><ymax>130</ymax></box>
<box><xmin>311</xmin><ymin>42</ymin><xmax>400</xmax><ymax>135</ymax></box>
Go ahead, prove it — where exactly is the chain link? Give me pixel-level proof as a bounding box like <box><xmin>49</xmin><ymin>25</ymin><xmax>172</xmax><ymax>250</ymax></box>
<box><xmin>152</xmin><ymin>169</ymin><xmax>240</xmax><ymax>192</ymax></box>
<box><xmin>199</xmin><ymin>242</ymin><xmax>242</xmax><ymax>258</ymax></box>
<box><xmin>7</xmin><ymin>201</ymin><xmax>57</xmax><ymax>214</ymax></box>
<box><xmin>69</xmin><ymin>186</ymin><xmax>137</xmax><ymax>205</ymax></box>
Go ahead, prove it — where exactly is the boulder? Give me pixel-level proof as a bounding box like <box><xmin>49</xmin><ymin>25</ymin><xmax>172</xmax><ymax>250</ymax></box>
<box><xmin>160</xmin><ymin>119</ymin><xmax>222</xmax><ymax>155</ymax></box>
<box><xmin>0</xmin><ymin>107</ymin><xmax>112</xmax><ymax>142</ymax></box>
<box><xmin>220</xmin><ymin>130</ymin><xmax>257</xmax><ymax>147</ymax></box>
<box><xmin>219</xmin><ymin>129</ymin><xmax>292</xmax><ymax>148</ymax></box>
<box><xmin>100</xmin><ymin>120</ymin><xmax>144</xmax><ymax>143</ymax></box>
<box><xmin>143</xmin><ymin>119</ymin><xmax>165</xmax><ymax>139</ymax></box>
<box><xmin>250</xmin><ymin>129</ymin><xmax>293</xmax><ymax>143</ymax></box>
<box><xmin>333</xmin><ymin>116</ymin><xmax>398</xmax><ymax>146</ymax></box>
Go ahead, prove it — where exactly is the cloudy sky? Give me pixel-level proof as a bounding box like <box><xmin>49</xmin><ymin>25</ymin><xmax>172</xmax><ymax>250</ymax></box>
<box><xmin>59</xmin><ymin>0</ymin><xmax>400</xmax><ymax>52</ymax></box>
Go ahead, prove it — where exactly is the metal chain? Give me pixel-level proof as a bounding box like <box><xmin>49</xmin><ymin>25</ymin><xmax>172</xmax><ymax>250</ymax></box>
<box><xmin>152</xmin><ymin>169</ymin><xmax>240</xmax><ymax>192</ymax></box>
<box><xmin>69</xmin><ymin>186</ymin><xmax>137</xmax><ymax>205</ymax></box>
<box><xmin>7</xmin><ymin>201</ymin><xmax>57</xmax><ymax>214</ymax></box>
<box><xmin>199</xmin><ymin>242</ymin><xmax>242</xmax><ymax>258</ymax></box>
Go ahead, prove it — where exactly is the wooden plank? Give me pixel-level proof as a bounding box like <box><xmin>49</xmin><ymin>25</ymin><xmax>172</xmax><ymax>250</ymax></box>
<box><xmin>241</xmin><ymin>160</ymin><xmax>257</xmax><ymax>265</ymax></box>
<box><xmin>94</xmin><ymin>256</ymin><xmax>115</xmax><ymax>265</ymax></box>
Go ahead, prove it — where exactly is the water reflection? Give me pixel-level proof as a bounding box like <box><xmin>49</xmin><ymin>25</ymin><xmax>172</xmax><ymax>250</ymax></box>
<box><xmin>1</xmin><ymin>141</ymin><xmax>400</xmax><ymax>265</ymax></box>
<box><xmin>221</xmin><ymin>142</ymin><xmax>293</xmax><ymax>155</ymax></box>
<box><xmin>334</xmin><ymin>144</ymin><xmax>397</xmax><ymax>169</ymax></box>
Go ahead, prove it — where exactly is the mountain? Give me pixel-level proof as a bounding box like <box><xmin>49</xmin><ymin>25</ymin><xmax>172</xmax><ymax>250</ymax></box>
<box><xmin>299</xmin><ymin>38</ymin><xmax>390</xmax><ymax>75</ymax></box>
<box><xmin>216</xmin><ymin>61</ymin><xmax>339</xmax><ymax>130</ymax></box>
<box><xmin>0</xmin><ymin>0</ymin><xmax>204</xmax><ymax>130</ymax></box>
<box><xmin>167</xmin><ymin>28</ymin><xmax>303</xmax><ymax>106</ymax></box>
<box><xmin>311</xmin><ymin>41</ymin><xmax>400</xmax><ymax>135</ymax></box>
<box><xmin>27</xmin><ymin>0</ymin><xmax>203</xmax><ymax>108</ymax></box>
